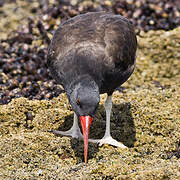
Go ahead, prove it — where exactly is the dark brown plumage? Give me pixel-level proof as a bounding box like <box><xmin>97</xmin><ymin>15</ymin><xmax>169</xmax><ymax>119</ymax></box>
<box><xmin>47</xmin><ymin>12</ymin><xmax>137</xmax><ymax>164</ymax></box>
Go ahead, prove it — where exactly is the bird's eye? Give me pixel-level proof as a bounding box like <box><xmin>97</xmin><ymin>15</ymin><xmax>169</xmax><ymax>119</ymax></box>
<box><xmin>76</xmin><ymin>99</ymin><xmax>81</xmax><ymax>106</ymax></box>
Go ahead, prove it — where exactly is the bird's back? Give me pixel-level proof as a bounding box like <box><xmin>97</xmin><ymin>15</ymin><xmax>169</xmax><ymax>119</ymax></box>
<box><xmin>47</xmin><ymin>12</ymin><xmax>137</xmax><ymax>94</ymax></box>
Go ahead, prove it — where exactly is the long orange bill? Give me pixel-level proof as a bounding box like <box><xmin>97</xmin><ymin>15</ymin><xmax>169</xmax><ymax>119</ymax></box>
<box><xmin>80</xmin><ymin>115</ymin><xmax>93</xmax><ymax>165</ymax></box>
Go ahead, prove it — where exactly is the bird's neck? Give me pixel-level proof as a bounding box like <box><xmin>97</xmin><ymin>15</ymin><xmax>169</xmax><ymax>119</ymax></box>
<box><xmin>65</xmin><ymin>74</ymin><xmax>99</xmax><ymax>98</ymax></box>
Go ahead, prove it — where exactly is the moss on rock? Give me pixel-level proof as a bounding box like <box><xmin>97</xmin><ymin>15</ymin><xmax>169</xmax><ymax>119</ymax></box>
<box><xmin>0</xmin><ymin>26</ymin><xmax>180</xmax><ymax>180</ymax></box>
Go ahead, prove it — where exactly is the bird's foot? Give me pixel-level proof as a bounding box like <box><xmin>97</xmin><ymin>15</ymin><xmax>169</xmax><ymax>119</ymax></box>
<box><xmin>50</xmin><ymin>126</ymin><xmax>83</xmax><ymax>139</ymax></box>
<box><xmin>88</xmin><ymin>135</ymin><xmax>127</xmax><ymax>148</ymax></box>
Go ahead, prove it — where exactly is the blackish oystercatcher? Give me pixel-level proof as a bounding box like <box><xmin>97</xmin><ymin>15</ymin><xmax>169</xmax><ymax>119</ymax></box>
<box><xmin>47</xmin><ymin>12</ymin><xmax>137</xmax><ymax>164</ymax></box>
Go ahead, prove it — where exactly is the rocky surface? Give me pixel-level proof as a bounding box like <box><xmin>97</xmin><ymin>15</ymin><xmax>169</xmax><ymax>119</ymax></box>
<box><xmin>0</xmin><ymin>0</ymin><xmax>180</xmax><ymax>179</ymax></box>
<box><xmin>0</xmin><ymin>26</ymin><xmax>180</xmax><ymax>179</ymax></box>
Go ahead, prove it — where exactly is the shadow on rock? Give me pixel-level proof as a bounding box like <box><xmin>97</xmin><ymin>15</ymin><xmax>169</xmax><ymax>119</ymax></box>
<box><xmin>51</xmin><ymin>102</ymin><xmax>136</xmax><ymax>163</ymax></box>
<box><xmin>89</xmin><ymin>102</ymin><xmax>136</xmax><ymax>148</ymax></box>
<box><xmin>51</xmin><ymin>113</ymin><xmax>99</xmax><ymax>163</ymax></box>
<box><xmin>112</xmin><ymin>102</ymin><xmax>136</xmax><ymax>148</ymax></box>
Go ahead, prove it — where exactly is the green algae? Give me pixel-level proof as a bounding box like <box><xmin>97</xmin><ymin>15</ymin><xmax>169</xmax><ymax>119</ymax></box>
<box><xmin>0</xmin><ymin>23</ymin><xmax>180</xmax><ymax>180</ymax></box>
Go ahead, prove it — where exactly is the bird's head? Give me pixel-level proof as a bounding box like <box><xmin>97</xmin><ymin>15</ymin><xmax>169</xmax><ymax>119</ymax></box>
<box><xmin>68</xmin><ymin>79</ymin><xmax>100</xmax><ymax>164</ymax></box>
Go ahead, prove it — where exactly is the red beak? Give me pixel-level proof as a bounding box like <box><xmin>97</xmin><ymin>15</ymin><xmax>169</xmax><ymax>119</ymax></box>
<box><xmin>80</xmin><ymin>115</ymin><xmax>93</xmax><ymax>165</ymax></box>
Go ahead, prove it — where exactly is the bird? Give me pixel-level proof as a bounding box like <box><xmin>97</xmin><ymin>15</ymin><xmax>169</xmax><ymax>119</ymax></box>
<box><xmin>47</xmin><ymin>11</ymin><xmax>137</xmax><ymax>164</ymax></box>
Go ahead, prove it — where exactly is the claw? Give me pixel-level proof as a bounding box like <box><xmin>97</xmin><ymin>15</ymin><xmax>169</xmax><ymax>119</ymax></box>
<box><xmin>50</xmin><ymin>113</ymin><xmax>83</xmax><ymax>139</ymax></box>
<box><xmin>50</xmin><ymin>129</ymin><xmax>83</xmax><ymax>139</ymax></box>
<box><xmin>88</xmin><ymin>135</ymin><xmax>127</xmax><ymax>148</ymax></box>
